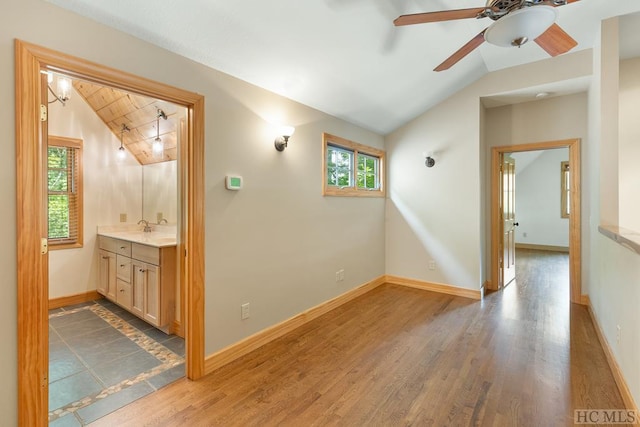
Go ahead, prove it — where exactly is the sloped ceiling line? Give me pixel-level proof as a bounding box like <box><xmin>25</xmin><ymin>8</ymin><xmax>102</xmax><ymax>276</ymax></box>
<box><xmin>73</xmin><ymin>80</ymin><xmax>178</xmax><ymax>165</ymax></box>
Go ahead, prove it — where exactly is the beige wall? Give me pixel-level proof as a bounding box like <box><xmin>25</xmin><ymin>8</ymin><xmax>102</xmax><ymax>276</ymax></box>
<box><xmin>483</xmin><ymin>93</ymin><xmax>588</xmax><ymax>277</ymax></box>
<box><xmin>618</xmin><ymin>57</ymin><xmax>640</xmax><ymax>231</ymax></box>
<box><xmin>386</xmin><ymin>52</ymin><xmax>592</xmax><ymax>291</ymax></box>
<box><xmin>587</xmin><ymin>16</ymin><xmax>640</xmax><ymax>407</ymax></box>
<box><xmin>2</xmin><ymin>0</ymin><xmax>384</xmax><ymax>422</ymax></box>
<box><xmin>5</xmin><ymin>1</ymin><xmax>640</xmax><ymax>423</ymax></box>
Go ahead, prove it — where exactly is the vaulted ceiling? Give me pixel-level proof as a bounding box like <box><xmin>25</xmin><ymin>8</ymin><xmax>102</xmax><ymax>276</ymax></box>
<box><xmin>73</xmin><ymin>80</ymin><xmax>181</xmax><ymax>165</ymax></box>
<box><xmin>47</xmin><ymin>1</ymin><xmax>640</xmax><ymax>135</ymax></box>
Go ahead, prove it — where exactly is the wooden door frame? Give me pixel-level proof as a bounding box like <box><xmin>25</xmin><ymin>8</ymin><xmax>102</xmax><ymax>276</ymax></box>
<box><xmin>490</xmin><ymin>139</ymin><xmax>581</xmax><ymax>303</ymax></box>
<box><xmin>15</xmin><ymin>40</ymin><xmax>205</xmax><ymax>426</ymax></box>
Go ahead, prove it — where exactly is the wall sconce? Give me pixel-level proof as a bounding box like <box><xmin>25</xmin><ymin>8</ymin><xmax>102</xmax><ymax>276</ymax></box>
<box><xmin>47</xmin><ymin>72</ymin><xmax>71</xmax><ymax>106</ymax></box>
<box><xmin>274</xmin><ymin>125</ymin><xmax>295</xmax><ymax>151</ymax></box>
<box><xmin>152</xmin><ymin>108</ymin><xmax>168</xmax><ymax>157</ymax></box>
<box><xmin>118</xmin><ymin>123</ymin><xmax>130</xmax><ymax>160</ymax></box>
<box><xmin>423</xmin><ymin>151</ymin><xmax>436</xmax><ymax>168</ymax></box>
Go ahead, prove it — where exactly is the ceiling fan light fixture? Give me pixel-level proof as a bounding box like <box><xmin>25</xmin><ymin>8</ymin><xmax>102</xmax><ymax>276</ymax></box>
<box><xmin>484</xmin><ymin>6</ymin><xmax>558</xmax><ymax>48</ymax></box>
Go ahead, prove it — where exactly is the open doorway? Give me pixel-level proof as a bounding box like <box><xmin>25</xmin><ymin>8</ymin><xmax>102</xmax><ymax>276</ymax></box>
<box><xmin>16</xmin><ymin>40</ymin><xmax>205</xmax><ymax>426</ymax></box>
<box><xmin>46</xmin><ymin>72</ymin><xmax>187</xmax><ymax>424</ymax></box>
<box><xmin>490</xmin><ymin>139</ymin><xmax>582</xmax><ymax>304</ymax></box>
<box><xmin>507</xmin><ymin>148</ymin><xmax>571</xmax><ymax>305</ymax></box>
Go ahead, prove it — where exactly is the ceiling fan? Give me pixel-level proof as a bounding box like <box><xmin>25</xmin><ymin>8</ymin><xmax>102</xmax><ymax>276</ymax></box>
<box><xmin>394</xmin><ymin>0</ymin><xmax>580</xmax><ymax>72</ymax></box>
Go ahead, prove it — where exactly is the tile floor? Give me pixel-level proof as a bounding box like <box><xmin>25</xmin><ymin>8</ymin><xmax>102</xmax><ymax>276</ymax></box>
<box><xmin>48</xmin><ymin>299</ymin><xmax>185</xmax><ymax>426</ymax></box>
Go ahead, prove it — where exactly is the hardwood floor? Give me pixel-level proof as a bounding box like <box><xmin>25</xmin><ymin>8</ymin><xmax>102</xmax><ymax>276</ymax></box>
<box><xmin>90</xmin><ymin>250</ymin><xmax>624</xmax><ymax>426</ymax></box>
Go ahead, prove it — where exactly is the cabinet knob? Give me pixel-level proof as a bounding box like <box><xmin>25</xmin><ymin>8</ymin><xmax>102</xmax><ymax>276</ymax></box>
<box><xmin>120</xmin><ymin>264</ymin><xmax>126</xmax><ymax>268</ymax></box>
<box><xmin>119</xmin><ymin>289</ymin><xmax>124</xmax><ymax>292</ymax></box>
<box><xmin>139</xmin><ymin>269</ymin><xmax>146</xmax><ymax>273</ymax></box>
<box><xmin>120</xmin><ymin>246</ymin><xmax>127</xmax><ymax>250</ymax></box>
<box><xmin>102</xmin><ymin>256</ymin><xmax>109</xmax><ymax>259</ymax></box>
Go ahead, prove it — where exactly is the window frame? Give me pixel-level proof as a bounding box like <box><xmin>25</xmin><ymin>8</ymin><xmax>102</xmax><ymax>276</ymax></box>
<box><xmin>322</xmin><ymin>133</ymin><xmax>385</xmax><ymax>197</ymax></box>
<box><xmin>48</xmin><ymin>135</ymin><xmax>83</xmax><ymax>249</ymax></box>
<box><xmin>561</xmin><ymin>160</ymin><xmax>570</xmax><ymax>219</ymax></box>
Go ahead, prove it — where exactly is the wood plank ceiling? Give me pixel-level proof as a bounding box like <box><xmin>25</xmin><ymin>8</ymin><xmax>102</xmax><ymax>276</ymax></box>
<box><xmin>73</xmin><ymin>80</ymin><xmax>181</xmax><ymax>165</ymax></box>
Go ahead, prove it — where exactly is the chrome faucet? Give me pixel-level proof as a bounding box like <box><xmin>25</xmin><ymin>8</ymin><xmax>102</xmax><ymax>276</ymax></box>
<box><xmin>137</xmin><ymin>219</ymin><xmax>152</xmax><ymax>233</ymax></box>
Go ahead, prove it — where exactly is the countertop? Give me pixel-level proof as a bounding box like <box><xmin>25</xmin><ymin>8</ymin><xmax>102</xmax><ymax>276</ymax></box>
<box><xmin>97</xmin><ymin>224</ymin><xmax>177</xmax><ymax>248</ymax></box>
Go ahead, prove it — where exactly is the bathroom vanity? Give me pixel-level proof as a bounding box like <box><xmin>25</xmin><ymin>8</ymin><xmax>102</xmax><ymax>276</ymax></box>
<box><xmin>97</xmin><ymin>230</ymin><xmax>177</xmax><ymax>334</ymax></box>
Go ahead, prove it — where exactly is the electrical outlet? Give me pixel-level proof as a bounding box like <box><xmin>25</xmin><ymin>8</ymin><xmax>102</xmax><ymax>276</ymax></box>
<box><xmin>241</xmin><ymin>303</ymin><xmax>250</xmax><ymax>320</ymax></box>
<box><xmin>523</xmin><ymin>232</ymin><xmax>528</xmax><ymax>238</ymax></box>
<box><xmin>616</xmin><ymin>325</ymin><xmax>621</xmax><ymax>344</ymax></box>
<box><xmin>119</xmin><ymin>213</ymin><xmax>127</xmax><ymax>223</ymax></box>
<box><xmin>428</xmin><ymin>260</ymin><xmax>436</xmax><ymax>270</ymax></box>
<box><xmin>335</xmin><ymin>271</ymin><xmax>340</xmax><ymax>282</ymax></box>
<box><xmin>335</xmin><ymin>269</ymin><xmax>345</xmax><ymax>282</ymax></box>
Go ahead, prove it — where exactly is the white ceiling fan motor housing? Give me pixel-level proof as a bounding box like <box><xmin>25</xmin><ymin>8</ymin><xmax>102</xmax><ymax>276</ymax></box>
<box><xmin>484</xmin><ymin>6</ymin><xmax>558</xmax><ymax>47</ymax></box>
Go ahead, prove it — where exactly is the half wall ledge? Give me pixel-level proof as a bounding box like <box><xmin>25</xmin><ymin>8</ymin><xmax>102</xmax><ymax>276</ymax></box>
<box><xmin>599</xmin><ymin>225</ymin><xmax>640</xmax><ymax>255</ymax></box>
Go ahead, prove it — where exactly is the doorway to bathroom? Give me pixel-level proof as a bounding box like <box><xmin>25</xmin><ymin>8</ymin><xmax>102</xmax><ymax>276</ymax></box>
<box><xmin>16</xmin><ymin>40</ymin><xmax>205</xmax><ymax>426</ymax></box>
<box><xmin>45</xmin><ymin>73</ymin><xmax>188</xmax><ymax>424</ymax></box>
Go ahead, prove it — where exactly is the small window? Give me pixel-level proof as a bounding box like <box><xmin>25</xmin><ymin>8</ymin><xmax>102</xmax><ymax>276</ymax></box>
<box><xmin>561</xmin><ymin>161</ymin><xmax>570</xmax><ymax>218</ymax></box>
<box><xmin>322</xmin><ymin>133</ymin><xmax>385</xmax><ymax>197</ymax></box>
<box><xmin>48</xmin><ymin>136</ymin><xmax>83</xmax><ymax>249</ymax></box>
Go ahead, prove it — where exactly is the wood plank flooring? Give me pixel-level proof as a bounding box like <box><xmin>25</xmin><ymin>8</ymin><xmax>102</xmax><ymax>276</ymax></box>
<box><xmin>90</xmin><ymin>250</ymin><xmax>624</xmax><ymax>426</ymax></box>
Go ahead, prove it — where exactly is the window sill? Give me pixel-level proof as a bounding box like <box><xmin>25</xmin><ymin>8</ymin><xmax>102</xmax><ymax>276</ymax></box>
<box><xmin>598</xmin><ymin>225</ymin><xmax>640</xmax><ymax>255</ymax></box>
<box><xmin>323</xmin><ymin>188</ymin><xmax>386</xmax><ymax>198</ymax></box>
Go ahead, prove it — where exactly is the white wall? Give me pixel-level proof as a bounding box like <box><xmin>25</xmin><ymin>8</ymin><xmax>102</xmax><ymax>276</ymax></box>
<box><xmin>47</xmin><ymin>86</ymin><xmax>143</xmax><ymax>299</ymax></box>
<box><xmin>2</xmin><ymin>1</ymin><xmax>385</xmax><ymax>421</ymax></box>
<box><xmin>618</xmin><ymin>57</ymin><xmax>640</xmax><ymax>231</ymax></box>
<box><xmin>511</xmin><ymin>148</ymin><xmax>570</xmax><ymax>248</ymax></box>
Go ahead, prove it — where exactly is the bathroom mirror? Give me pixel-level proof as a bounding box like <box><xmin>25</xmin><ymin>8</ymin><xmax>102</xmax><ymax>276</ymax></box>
<box><xmin>142</xmin><ymin>160</ymin><xmax>178</xmax><ymax>224</ymax></box>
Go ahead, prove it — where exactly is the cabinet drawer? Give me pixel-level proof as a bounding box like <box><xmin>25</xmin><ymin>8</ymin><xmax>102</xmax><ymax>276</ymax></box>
<box><xmin>99</xmin><ymin>236</ymin><xmax>132</xmax><ymax>257</ymax></box>
<box><xmin>116</xmin><ymin>279</ymin><xmax>132</xmax><ymax>310</ymax></box>
<box><xmin>132</xmin><ymin>243</ymin><xmax>160</xmax><ymax>265</ymax></box>
<box><xmin>116</xmin><ymin>254</ymin><xmax>132</xmax><ymax>281</ymax></box>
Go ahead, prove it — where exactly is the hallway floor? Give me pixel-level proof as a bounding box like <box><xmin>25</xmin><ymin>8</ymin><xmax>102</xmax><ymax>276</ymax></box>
<box><xmin>49</xmin><ymin>299</ymin><xmax>185</xmax><ymax>426</ymax></box>
<box><xmin>92</xmin><ymin>249</ymin><xmax>624</xmax><ymax>426</ymax></box>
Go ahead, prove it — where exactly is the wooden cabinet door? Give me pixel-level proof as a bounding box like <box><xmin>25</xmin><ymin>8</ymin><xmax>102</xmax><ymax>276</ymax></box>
<box><xmin>131</xmin><ymin>261</ymin><xmax>146</xmax><ymax>319</ymax></box>
<box><xmin>144</xmin><ymin>264</ymin><xmax>161</xmax><ymax>327</ymax></box>
<box><xmin>98</xmin><ymin>250</ymin><xmax>117</xmax><ymax>301</ymax></box>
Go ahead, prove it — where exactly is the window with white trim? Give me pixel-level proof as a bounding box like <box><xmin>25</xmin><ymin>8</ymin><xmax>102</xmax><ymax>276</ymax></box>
<box><xmin>322</xmin><ymin>133</ymin><xmax>385</xmax><ymax>197</ymax></box>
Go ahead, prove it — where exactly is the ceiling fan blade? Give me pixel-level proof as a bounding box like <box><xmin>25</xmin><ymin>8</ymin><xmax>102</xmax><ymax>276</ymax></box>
<box><xmin>394</xmin><ymin>8</ymin><xmax>486</xmax><ymax>26</ymax></box>
<box><xmin>535</xmin><ymin>23</ymin><xmax>577</xmax><ymax>57</ymax></box>
<box><xmin>434</xmin><ymin>30</ymin><xmax>486</xmax><ymax>72</ymax></box>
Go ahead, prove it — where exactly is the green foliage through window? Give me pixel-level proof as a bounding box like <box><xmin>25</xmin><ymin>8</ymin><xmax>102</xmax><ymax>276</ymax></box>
<box><xmin>47</xmin><ymin>137</ymin><xmax>82</xmax><ymax>247</ymax></box>
<box><xmin>322</xmin><ymin>133</ymin><xmax>385</xmax><ymax>197</ymax></box>
<box><xmin>327</xmin><ymin>145</ymin><xmax>353</xmax><ymax>187</ymax></box>
<box><xmin>48</xmin><ymin>147</ymin><xmax>71</xmax><ymax>239</ymax></box>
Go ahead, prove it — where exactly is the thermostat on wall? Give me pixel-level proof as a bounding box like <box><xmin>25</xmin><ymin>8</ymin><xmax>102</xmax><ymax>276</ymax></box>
<box><xmin>225</xmin><ymin>175</ymin><xmax>243</xmax><ymax>190</ymax></box>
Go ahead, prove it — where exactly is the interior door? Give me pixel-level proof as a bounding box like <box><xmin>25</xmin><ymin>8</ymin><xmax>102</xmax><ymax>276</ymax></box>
<box><xmin>502</xmin><ymin>154</ymin><xmax>516</xmax><ymax>287</ymax></box>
